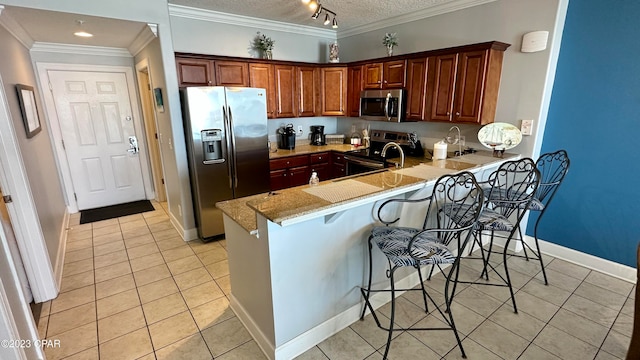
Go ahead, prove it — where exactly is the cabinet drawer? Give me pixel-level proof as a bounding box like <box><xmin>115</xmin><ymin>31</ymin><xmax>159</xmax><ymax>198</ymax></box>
<box><xmin>270</xmin><ymin>155</ymin><xmax>309</xmax><ymax>170</ymax></box>
<box><xmin>310</xmin><ymin>152</ymin><xmax>330</xmax><ymax>164</ymax></box>
<box><xmin>331</xmin><ymin>152</ymin><xmax>345</xmax><ymax>165</ymax></box>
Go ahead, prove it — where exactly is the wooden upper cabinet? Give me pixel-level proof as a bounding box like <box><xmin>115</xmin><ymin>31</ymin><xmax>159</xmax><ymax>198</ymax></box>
<box><xmin>428</xmin><ymin>53</ymin><xmax>458</xmax><ymax>122</ymax></box>
<box><xmin>176</xmin><ymin>58</ymin><xmax>214</xmax><ymax>87</ymax></box>
<box><xmin>249</xmin><ymin>63</ymin><xmax>276</xmax><ymax>118</ymax></box>
<box><xmin>405</xmin><ymin>58</ymin><xmax>428</xmax><ymax>121</ymax></box>
<box><xmin>274</xmin><ymin>65</ymin><xmax>297</xmax><ymax>118</ymax></box>
<box><xmin>363</xmin><ymin>63</ymin><xmax>383</xmax><ymax>89</ymax></box>
<box><xmin>214</xmin><ymin>61</ymin><xmax>249</xmax><ymax>87</ymax></box>
<box><xmin>347</xmin><ymin>66</ymin><xmax>363</xmax><ymax>117</ymax></box>
<box><xmin>297</xmin><ymin>66</ymin><xmax>318</xmax><ymax>117</ymax></box>
<box><xmin>320</xmin><ymin>67</ymin><xmax>347</xmax><ymax>116</ymax></box>
<box><xmin>362</xmin><ymin>60</ymin><xmax>405</xmax><ymax>89</ymax></box>
<box><xmin>383</xmin><ymin>60</ymin><xmax>406</xmax><ymax>88</ymax></box>
<box><xmin>426</xmin><ymin>48</ymin><xmax>502</xmax><ymax>124</ymax></box>
<box><xmin>454</xmin><ymin>50</ymin><xmax>489</xmax><ymax>124</ymax></box>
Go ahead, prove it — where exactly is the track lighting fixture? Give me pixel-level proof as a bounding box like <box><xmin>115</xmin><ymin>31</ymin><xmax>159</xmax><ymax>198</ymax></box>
<box><xmin>307</xmin><ymin>2</ymin><xmax>338</xmax><ymax>29</ymax></box>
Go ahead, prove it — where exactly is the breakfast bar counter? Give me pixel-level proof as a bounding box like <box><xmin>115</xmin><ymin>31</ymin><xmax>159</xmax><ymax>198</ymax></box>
<box><xmin>216</xmin><ymin>151</ymin><xmax>518</xmax><ymax>360</ymax></box>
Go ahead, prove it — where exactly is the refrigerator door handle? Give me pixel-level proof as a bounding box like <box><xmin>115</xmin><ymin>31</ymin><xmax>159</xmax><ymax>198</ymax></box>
<box><xmin>222</xmin><ymin>106</ymin><xmax>233</xmax><ymax>190</ymax></box>
<box><xmin>228</xmin><ymin>106</ymin><xmax>239</xmax><ymax>189</ymax></box>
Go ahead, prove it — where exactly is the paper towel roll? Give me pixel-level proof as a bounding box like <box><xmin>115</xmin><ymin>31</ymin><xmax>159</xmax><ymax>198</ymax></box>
<box><xmin>433</xmin><ymin>141</ymin><xmax>447</xmax><ymax>160</ymax></box>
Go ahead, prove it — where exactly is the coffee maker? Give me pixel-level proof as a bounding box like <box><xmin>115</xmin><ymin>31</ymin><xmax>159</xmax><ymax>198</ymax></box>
<box><xmin>278</xmin><ymin>124</ymin><xmax>296</xmax><ymax>150</ymax></box>
<box><xmin>310</xmin><ymin>125</ymin><xmax>325</xmax><ymax>146</ymax></box>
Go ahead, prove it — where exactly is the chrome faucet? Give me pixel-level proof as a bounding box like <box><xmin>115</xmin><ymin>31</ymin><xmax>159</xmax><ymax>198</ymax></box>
<box><xmin>381</xmin><ymin>142</ymin><xmax>405</xmax><ymax>169</ymax></box>
<box><xmin>447</xmin><ymin>126</ymin><xmax>462</xmax><ymax>157</ymax></box>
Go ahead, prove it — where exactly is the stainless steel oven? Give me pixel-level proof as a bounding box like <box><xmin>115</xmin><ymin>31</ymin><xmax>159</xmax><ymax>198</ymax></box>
<box><xmin>343</xmin><ymin>154</ymin><xmax>386</xmax><ymax>176</ymax></box>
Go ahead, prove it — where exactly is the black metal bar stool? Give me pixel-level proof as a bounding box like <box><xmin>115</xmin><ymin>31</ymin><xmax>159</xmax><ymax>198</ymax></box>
<box><xmin>360</xmin><ymin>171</ymin><xmax>484</xmax><ymax>359</ymax></box>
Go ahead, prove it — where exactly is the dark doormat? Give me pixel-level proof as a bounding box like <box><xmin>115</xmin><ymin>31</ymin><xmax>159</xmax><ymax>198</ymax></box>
<box><xmin>80</xmin><ymin>200</ymin><xmax>155</xmax><ymax>224</ymax></box>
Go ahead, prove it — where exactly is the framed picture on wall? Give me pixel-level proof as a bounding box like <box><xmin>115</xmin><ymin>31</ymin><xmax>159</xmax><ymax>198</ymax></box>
<box><xmin>153</xmin><ymin>87</ymin><xmax>164</xmax><ymax>113</ymax></box>
<box><xmin>16</xmin><ymin>84</ymin><xmax>42</xmax><ymax>138</ymax></box>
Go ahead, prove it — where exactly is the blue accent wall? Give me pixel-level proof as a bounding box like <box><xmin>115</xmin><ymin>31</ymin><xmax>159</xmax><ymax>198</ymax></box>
<box><xmin>526</xmin><ymin>0</ymin><xmax>640</xmax><ymax>267</ymax></box>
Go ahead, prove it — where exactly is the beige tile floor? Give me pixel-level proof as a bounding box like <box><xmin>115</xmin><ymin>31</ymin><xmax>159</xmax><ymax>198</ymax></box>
<box><xmin>37</xmin><ymin>201</ymin><xmax>634</xmax><ymax>359</ymax></box>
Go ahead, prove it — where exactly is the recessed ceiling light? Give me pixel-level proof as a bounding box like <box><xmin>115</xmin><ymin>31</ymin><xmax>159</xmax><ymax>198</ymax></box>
<box><xmin>73</xmin><ymin>20</ymin><xmax>93</xmax><ymax>38</ymax></box>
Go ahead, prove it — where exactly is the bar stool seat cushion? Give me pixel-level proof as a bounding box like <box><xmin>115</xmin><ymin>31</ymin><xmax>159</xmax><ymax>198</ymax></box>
<box><xmin>442</xmin><ymin>204</ymin><xmax>513</xmax><ymax>232</ymax></box>
<box><xmin>371</xmin><ymin>226</ymin><xmax>456</xmax><ymax>267</ymax></box>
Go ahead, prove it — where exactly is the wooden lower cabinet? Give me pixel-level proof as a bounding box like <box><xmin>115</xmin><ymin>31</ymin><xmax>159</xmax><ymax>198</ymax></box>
<box><xmin>331</xmin><ymin>152</ymin><xmax>345</xmax><ymax>179</ymax></box>
<box><xmin>269</xmin><ymin>155</ymin><xmax>310</xmax><ymax>191</ymax></box>
<box><xmin>309</xmin><ymin>152</ymin><xmax>331</xmax><ymax>181</ymax></box>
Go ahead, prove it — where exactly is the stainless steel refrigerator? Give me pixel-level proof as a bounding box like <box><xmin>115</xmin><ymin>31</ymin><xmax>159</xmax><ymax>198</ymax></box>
<box><xmin>180</xmin><ymin>86</ymin><xmax>270</xmax><ymax>240</ymax></box>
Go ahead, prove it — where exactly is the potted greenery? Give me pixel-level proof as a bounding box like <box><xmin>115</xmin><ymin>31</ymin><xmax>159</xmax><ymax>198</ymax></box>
<box><xmin>253</xmin><ymin>32</ymin><xmax>275</xmax><ymax>59</ymax></box>
<box><xmin>382</xmin><ymin>32</ymin><xmax>398</xmax><ymax>56</ymax></box>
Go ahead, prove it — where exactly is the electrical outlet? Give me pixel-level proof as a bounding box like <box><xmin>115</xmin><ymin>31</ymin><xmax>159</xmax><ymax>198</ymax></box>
<box><xmin>298</xmin><ymin>125</ymin><xmax>304</xmax><ymax>136</ymax></box>
<box><xmin>521</xmin><ymin>119</ymin><xmax>533</xmax><ymax>136</ymax></box>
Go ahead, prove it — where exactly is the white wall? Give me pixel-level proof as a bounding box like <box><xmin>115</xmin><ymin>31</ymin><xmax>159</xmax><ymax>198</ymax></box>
<box><xmin>336</xmin><ymin>0</ymin><xmax>563</xmax><ymax>159</ymax></box>
<box><xmin>0</xmin><ymin>25</ymin><xmax>65</xmax><ymax>269</ymax></box>
<box><xmin>169</xmin><ymin>8</ymin><xmax>336</xmax><ymax>63</ymax></box>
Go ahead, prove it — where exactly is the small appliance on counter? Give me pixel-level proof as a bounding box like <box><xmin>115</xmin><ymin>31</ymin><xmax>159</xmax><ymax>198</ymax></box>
<box><xmin>310</xmin><ymin>125</ymin><xmax>325</xmax><ymax>145</ymax></box>
<box><xmin>278</xmin><ymin>123</ymin><xmax>296</xmax><ymax>150</ymax></box>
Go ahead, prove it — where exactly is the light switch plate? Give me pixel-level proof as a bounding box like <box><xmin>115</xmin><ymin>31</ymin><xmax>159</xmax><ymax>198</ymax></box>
<box><xmin>521</xmin><ymin>119</ymin><xmax>533</xmax><ymax>136</ymax></box>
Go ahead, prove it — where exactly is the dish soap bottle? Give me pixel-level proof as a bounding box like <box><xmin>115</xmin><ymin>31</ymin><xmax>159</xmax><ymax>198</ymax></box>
<box><xmin>309</xmin><ymin>171</ymin><xmax>319</xmax><ymax>186</ymax></box>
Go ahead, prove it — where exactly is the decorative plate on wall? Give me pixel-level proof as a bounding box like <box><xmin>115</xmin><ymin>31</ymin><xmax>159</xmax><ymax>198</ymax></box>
<box><xmin>477</xmin><ymin>122</ymin><xmax>522</xmax><ymax>150</ymax></box>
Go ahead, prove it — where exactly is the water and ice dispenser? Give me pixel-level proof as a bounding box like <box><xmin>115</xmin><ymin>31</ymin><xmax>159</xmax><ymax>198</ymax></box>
<box><xmin>201</xmin><ymin>129</ymin><xmax>224</xmax><ymax>164</ymax></box>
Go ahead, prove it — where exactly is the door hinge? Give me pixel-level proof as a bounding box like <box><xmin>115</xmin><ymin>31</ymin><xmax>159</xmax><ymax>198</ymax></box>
<box><xmin>154</xmin><ymin>133</ymin><xmax>158</xmax><ymax>139</ymax></box>
<box><xmin>61</xmin><ymin>139</ymin><xmax>65</xmax><ymax>150</ymax></box>
<box><xmin>2</xmin><ymin>195</ymin><xmax>12</xmax><ymax>204</ymax></box>
<box><xmin>161</xmin><ymin>178</ymin><xmax>165</xmax><ymax>185</ymax></box>
<box><xmin>147</xmin><ymin>83</ymin><xmax>151</xmax><ymax>91</ymax></box>
<box><xmin>73</xmin><ymin>193</ymin><xmax>77</xmax><ymax>201</ymax></box>
<box><xmin>48</xmin><ymin>82</ymin><xmax>53</xmax><ymax>91</ymax></box>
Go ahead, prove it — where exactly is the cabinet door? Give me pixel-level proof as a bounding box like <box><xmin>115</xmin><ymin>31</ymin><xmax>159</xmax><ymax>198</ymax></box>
<box><xmin>347</xmin><ymin>66</ymin><xmax>363</xmax><ymax>117</ymax></box>
<box><xmin>214</xmin><ymin>61</ymin><xmax>249</xmax><ymax>87</ymax></box>
<box><xmin>297</xmin><ymin>67</ymin><xmax>318</xmax><ymax>117</ymax></box>
<box><xmin>310</xmin><ymin>162</ymin><xmax>330</xmax><ymax>181</ymax></box>
<box><xmin>453</xmin><ymin>50</ymin><xmax>488</xmax><ymax>123</ymax></box>
<box><xmin>320</xmin><ymin>67</ymin><xmax>347</xmax><ymax>116</ymax></box>
<box><xmin>363</xmin><ymin>63</ymin><xmax>383</xmax><ymax>89</ymax></box>
<box><xmin>249</xmin><ymin>63</ymin><xmax>276</xmax><ymax>118</ymax></box>
<box><xmin>289</xmin><ymin>165</ymin><xmax>310</xmax><ymax>187</ymax></box>
<box><xmin>405</xmin><ymin>58</ymin><xmax>427</xmax><ymax>121</ymax></box>
<box><xmin>176</xmin><ymin>58</ymin><xmax>214</xmax><ymax>87</ymax></box>
<box><xmin>429</xmin><ymin>54</ymin><xmax>458</xmax><ymax>121</ymax></box>
<box><xmin>383</xmin><ymin>60</ymin><xmax>406</xmax><ymax>88</ymax></box>
<box><xmin>270</xmin><ymin>169</ymin><xmax>289</xmax><ymax>191</ymax></box>
<box><xmin>274</xmin><ymin>65</ymin><xmax>297</xmax><ymax>118</ymax></box>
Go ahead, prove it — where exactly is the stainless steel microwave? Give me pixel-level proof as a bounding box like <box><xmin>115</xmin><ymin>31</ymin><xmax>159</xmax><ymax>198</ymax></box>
<box><xmin>359</xmin><ymin>89</ymin><xmax>405</xmax><ymax>122</ymax></box>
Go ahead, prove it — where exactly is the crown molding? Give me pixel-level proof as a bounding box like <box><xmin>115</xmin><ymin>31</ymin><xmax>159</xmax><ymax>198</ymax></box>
<box><xmin>30</xmin><ymin>42</ymin><xmax>132</xmax><ymax>57</ymax></box>
<box><xmin>168</xmin><ymin>4</ymin><xmax>337</xmax><ymax>39</ymax></box>
<box><xmin>129</xmin><ymin>23</ymin><xmax>158</xmax><ymax>57</ymax></box>
<box><xmin>0</xmin><ymin>6</ymin><xmax>35</xmax><ymax>49</ymax></box>
<box><xmin>337</xmin><ymin>0</ymin><xmax>498</xmax><ymax>38</ymax></box>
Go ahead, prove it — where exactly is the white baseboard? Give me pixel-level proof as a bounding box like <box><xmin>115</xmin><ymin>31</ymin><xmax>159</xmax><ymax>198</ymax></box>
<box><xmin>168</xmin><ymin>211</ymin><xmax>198</xmax><ymax>241</ymax></box>
<box><xmin>53</xmin><ymin>209</ymin><xmax>70</xmax><ymax>291</ymax></box>
<box><xmin>231</xmin><ymin>267</ymin><xmax>436</xmax><ymax>360</ymax></box>
<box><xmin>230</xmin><ymin>294</ymin><xmax>276</xmax><ymax>360</ymax></box>
<box><xmin>532</xmin><ymin>236</ymin><xmax>636</xmax><ymax>283</ymax></box>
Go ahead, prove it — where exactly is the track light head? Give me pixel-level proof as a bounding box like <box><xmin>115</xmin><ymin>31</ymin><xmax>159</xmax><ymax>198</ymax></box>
<box><xmin>311</xmin><ymin>4</ymin><xmax>322</xmax><ymax>19</ymax></box>
<box><xmin>332</xmin><ymin>17</ymin><xmax>338</xmax><ymax>29</ymax></box>
<box><xmin>323</xmin><ymin>13</ymin><xmax>330</xmax><ymax>25</ymax></box>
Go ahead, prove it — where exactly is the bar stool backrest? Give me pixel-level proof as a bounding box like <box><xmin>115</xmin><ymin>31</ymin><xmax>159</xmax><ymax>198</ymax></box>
<box><xmin>486</xmin><ymin>158</ymin><xmax>540</xmax><ymax>218</ymax></box>
<box><xmin>535</xmin><ymin>150</ymin><xmax>570</xmax><ymax>206</ymax></box>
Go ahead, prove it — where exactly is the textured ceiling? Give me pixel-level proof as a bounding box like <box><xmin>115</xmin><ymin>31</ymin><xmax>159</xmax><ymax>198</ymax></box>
<box><xmin>0</xmin><ymin>0</ymin><xmax>464</xmax><ymax>48</ymax></box>
<box><xmin>168</xmin><ymin>0</ymin><xmax>457</xmax><ymax>31</ymax></box>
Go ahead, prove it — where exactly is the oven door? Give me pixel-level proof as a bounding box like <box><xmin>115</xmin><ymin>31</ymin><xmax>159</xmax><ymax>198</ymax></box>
<box><xmin>344</xmin><ymin>155</ymin><xmax>386</xmax><ymax>176</ymax></box>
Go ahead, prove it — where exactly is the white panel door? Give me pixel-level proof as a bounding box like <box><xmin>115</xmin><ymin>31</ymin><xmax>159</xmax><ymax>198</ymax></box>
<box><xmin>48</xmin><ymin>70</ymin><xmax>145</xmax><ymax>210</ymax></box>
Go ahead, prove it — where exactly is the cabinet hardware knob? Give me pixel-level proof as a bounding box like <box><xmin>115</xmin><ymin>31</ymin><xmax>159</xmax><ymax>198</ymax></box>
<box><xmin>446</xmin><ymin>112</ymin><xmax>450</xmax><ymax>116</ymax></box>
<box><xmin>455</xmin><ymin>112</ymin><xmax>460</xmax><ymax>116</ymax></box>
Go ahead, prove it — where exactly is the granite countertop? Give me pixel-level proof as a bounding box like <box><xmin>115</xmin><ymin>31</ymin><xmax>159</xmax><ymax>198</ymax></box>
<box><xmin>269</xmin><ymin>144</ymin><xmax>362</xmax><ymax>159</ymax></box>
<box><xmin>217</xmin><ymin>150</ymin><xmax>519</xmax><ymax>232</ymax></box>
